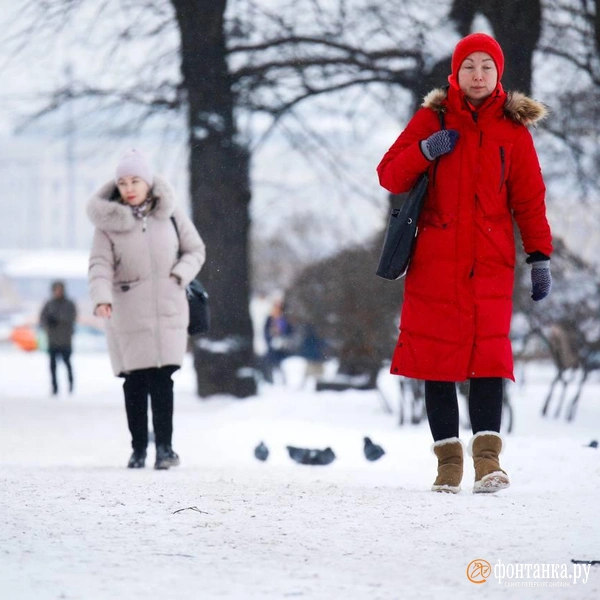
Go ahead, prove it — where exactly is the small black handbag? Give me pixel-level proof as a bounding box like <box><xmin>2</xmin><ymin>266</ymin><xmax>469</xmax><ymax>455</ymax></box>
<box><xmin>185</xmin><ymin>279</ymin><xmax>210</xmax><ymax>336</ymax></box>
<box><xmin>376</xmin><ymin>112</ymin><xmax>445</xmax><ymax>281</ymax></box>
<box><xmin>375</xmin><ymin>173</ymin><xmax>429</xmax><ymax>280</ymax></box>
<box><xmin>170</xmin><ymin>216</ymin><xmax>210</xmax><ymax>335</ymax></box>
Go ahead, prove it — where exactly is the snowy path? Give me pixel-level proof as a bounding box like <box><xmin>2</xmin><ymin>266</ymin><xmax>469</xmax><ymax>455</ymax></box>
<box><xmin>1</xmin><ymin>349</ymin><xmax>599</xmax><ymax>599</ymax></box>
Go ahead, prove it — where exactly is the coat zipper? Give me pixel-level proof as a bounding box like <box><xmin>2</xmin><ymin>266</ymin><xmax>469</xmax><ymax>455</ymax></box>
<box><xmin>499</xmin><ymin>147</ymin><xmax>506</xmax><ymax>192</ymax></box>
<box><xmin>470</xmin><ymin>191</ymin><xmax>479</xmax><ymax>279</ymax></box>
<box><xmin>431</xmin><ymin>111</ymin><xmax>446</xmax><ymax>187</ymax></box>
<box><xmin>144</xmin><ymin>218</ymin><xmax>162</xmax><ymax>367</ymax></box>
<box><xmin>432</xmin><ymin>160</ymin><xmax>439</xmax><ymax>187</ymax></box>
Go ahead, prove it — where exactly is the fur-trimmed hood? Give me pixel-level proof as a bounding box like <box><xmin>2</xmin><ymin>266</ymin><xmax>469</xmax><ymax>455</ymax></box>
<box><xmin>86</xmin><ymin>175</ymin><xmax>176</xmax><ymax>233</ymax></box>
<box><xmin>422</xmin><ymin>87</ymin><xmax>547</xmax><ymax>126</ymax></box>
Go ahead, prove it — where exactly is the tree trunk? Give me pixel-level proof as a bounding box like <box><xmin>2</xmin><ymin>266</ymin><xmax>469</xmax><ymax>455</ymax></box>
<box><xmin>172</xmin><ymin>0</ymin><xmax>256</xmax><ymax>398</ymax></box>
<box><xmin>448</xmin><ymin>0</ymin><xmax>542</xmax><ymax>95</ymax></box>
<box><xmin>594</xmin><ymin>0</ymin><xmax>600</xmax><ymax>57</ymax></box>
<box><xmin>415</xmin><ymin>0</ymin><xmax>542</xmax><ymax>110</ymax></box>
<box><xmin>449</xmin><ymin>0</ymin><xmax>478</xmax><ymax>37</ymax></box>
<box><xmin>481</xmin><ymin>0</ymin><xmax>542</xmax><ymax>95</ymax></box>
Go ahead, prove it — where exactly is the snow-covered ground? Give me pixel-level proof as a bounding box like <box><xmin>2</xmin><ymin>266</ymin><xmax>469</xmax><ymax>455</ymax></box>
<box><xmin>1</xmin><ymin>347</ymin><xmax>599</xmax><ymax>599</ymax></box>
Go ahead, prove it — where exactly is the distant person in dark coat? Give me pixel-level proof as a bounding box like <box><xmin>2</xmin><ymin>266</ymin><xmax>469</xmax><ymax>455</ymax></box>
<box><xmin>296</xmin><ymin>322</ymin><xmax>328</xmax><ymax>388</ymax></box>
<box><xmin>263</xmin><ymin>299</ymin><xmax>293</xmax><ymax>384</ymax></box>
<box><xmin>39</xmin><ymin>280</ymin><xmax>77</xmax><ymax>395</ymax></box>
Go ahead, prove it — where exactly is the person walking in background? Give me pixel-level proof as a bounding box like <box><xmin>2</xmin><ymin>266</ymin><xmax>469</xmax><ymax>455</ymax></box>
<box><xmin>39</xmin><ymin>280</ymin><xmax>77</xmax><ymax>396</ymax></box>
<box><xmin>87</xmin><ymin>148</ymin><xmax>205</xmax><ymax>470</ymax></box>
<box><xmin>296</xmin><ymin>322</ymin><xmax>328</xmax><ymax>389</ymax></box>
<box><xmin>377</xmin><ymin>33</ymin><xmax>552</xmax><ymax>494</ymax></box>
<box><xmin>263</xmin><ymin>299</ymin><xmax>293</xmax><ymax>384</ymax></box>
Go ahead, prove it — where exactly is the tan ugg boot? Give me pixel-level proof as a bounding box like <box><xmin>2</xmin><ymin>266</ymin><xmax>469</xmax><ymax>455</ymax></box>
<box><xmin>469</xmin><ymin>431</ymin><xmax>510</xmax><ymax>494</ymax></box>
<box><xmin>431</xmin><ymin>438</ymin><xmax>463</xmax><ymax>494</ymax></box>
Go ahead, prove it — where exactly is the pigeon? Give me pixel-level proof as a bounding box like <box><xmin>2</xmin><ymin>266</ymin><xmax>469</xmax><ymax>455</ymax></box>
<box><xmin>363</xmin><ymin>436</ymin><xmax>385</xmax><ymax>461</ymax></box>
<box><xmin>254</xmin><ymin>441</ymin><xmax>269</xmax><ymax>461</ymax></box>
<box><xmin>588</xmin><ymin>440</ymin><xmax>598</xmax><ymax>449</ymax></box>
<box><xmin>286</xmin><ymin>445</ymin><xmax>336</xmax><ymax>465</ymax></box>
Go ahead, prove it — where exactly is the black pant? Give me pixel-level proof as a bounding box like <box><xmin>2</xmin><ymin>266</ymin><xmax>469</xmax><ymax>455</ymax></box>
<box><xmin>123</xmin><ymin>366</ymin><xmax>177</xmax><ymax>451</ymax></box>
<box><xmin>49</xmin><ymin>348</ymin><xmax>73</xmax><ymax>394</ymax></box>
<box><xmin>425</xmin><ymin>377</ymin><xmax>503</xmax><ymax>442</ymax></box>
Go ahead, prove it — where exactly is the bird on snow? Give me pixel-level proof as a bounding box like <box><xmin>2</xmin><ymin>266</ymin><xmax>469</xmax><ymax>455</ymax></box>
<box><xmin>286</xmin><ymin>445</ymin><xmax>336</xmax><ymax>465</ymax></box>
<box><xmin>254</xmin><ymin>441</ymin><xmax>269</xmax><ymax>461</ymax></box>
<box><xmin>588</xmin><ymin>440</ymin><xmax>598</xmax><ymax>449</ymax></box>
<box><xmin>363</xmin><ymin>436</ymin><xmax>385</xmax><ymax>461</ymax></box>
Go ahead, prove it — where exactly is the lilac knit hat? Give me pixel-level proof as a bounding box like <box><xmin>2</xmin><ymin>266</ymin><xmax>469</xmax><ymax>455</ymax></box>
<box><xmin>115</xmin><ymin>148</ymin><xmax>154</xmax><ymax>186</ymax></box>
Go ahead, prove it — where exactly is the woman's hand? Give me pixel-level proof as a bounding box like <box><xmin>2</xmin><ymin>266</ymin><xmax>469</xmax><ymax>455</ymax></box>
<box><xmin>531</xmin><ymin>261</ymin><xmax>551</xmax><ymax>301</ymax></box>
<box><xmin>95</xmin><ymin>304</ymin><xmax>112</xmax><ymax>319</ymax></box>
<box><xmin>420</xmin><ymin>130</ymin><xmax>459</xmax><ymax>161</ymax></box>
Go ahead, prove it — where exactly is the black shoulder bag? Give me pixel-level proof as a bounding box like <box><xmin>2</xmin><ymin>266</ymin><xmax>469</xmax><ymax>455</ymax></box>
<box><xmin>376</xmin><ymin>112</ymin><xmax>445</xmax><ymax>281</ymax></box>
<box><xmin>170</xmin><ymin>216</ymin><xmax>210</xmax><ymax>336</ymax></box>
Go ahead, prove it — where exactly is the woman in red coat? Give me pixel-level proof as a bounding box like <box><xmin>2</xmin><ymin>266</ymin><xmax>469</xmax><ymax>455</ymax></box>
<box><xmin>377</xmin><ymin>33</ymin><xmax>552</xmax><ymax>494</ymax></box>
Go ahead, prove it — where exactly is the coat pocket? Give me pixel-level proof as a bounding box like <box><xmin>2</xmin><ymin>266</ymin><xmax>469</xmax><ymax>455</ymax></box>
<box><xmin>411</xmin><ymin>211</ymin><xmax>456</xmax><ymax>270</ymax></box>
<box><xmin>420</xmin><ymin>209</ymin><xmax>455</xmax><ymax>230</ymax></box>
<box><xmin>478</xmin><ymin>137</ymin><xmax>513</xmax><ymax>214</ymax></box>
<box><xmin>499</xmin><ymin>146</ymin><xmax>506</xmax><ymax>192</ymax></box>
<box><xmin>115</xmin><ymin>278</ymin><xmax>140</xmax><ymax>293</ymax></box>
<box><xmin>111</xmin><ymin>280</ymin><xmax>150</xmax><ymax>333</ymax></box>
<box><xmin>157</xmin><ymin>277</ymin><xmax>187</xmax><ymax>321</ymax></box>
<box><xmin>478</xmin><ymin>214</ymin><xmax>515</xmax><ymax>269</ymax></box>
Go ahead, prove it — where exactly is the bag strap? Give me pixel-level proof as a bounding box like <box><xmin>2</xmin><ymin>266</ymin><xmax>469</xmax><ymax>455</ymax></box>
<box><xmin>170</xmin><ymin>215</ymin><xmax>182</xmax><ymax>259</ymax></box>
<box><xmin>438</xmin><ymin>85</ymin><xmax>448</xmax><ymax>129</ymax></box>
<box><xmin>429</xmin><ymin>110</ymin><xmax>446</xmax><ymax>186</ymax></box>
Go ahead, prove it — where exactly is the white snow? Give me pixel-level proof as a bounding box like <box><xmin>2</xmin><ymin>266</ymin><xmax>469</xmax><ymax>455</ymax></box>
<box><xmin>1</xmin><ymin>347</ymin><xmax>599</xmax><ymax>599</ymax></box>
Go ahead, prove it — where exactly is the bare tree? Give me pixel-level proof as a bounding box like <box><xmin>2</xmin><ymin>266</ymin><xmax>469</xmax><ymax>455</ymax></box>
<box><xmin>540</xmin><ymin>0</ymin><xmax>600</xmax><ymax>85</ymax></box>
<box><xmin>536</xmin><ymin>0</ymin><xmax>600</xmax><ymax>204</ymax></box>
<box><xmin>170</xmin><ymin>0</ymin><xmax>257</xmax><ymax>397</ymax></box>
<box><xmin>450</xmin><ymin>0</ymin><xmax>542</xmax><ymax>94</ymax></box>
<box><xmin>8</xmin><ymin>0</ymin><xmax>598</xmax><ymax>399</ymax></box>
<box><xmin>6</xmin><ymin>0</ymin><xmax>432</xmax><ymax>397</ymax></box>
<box><xmin>7</xmin><ymin>0</ymin><xmax>258</xmax><ymax>397</ymax></box>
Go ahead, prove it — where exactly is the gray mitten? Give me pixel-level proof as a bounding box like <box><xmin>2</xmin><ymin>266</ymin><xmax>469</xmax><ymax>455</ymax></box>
<box><xmin>531</xmin><ymin>260</ymin><xmax>551</xmax><ymax>301</ymax></box>
<box><xmin>420</xmin><ymin>130</ymin><xmax>460</xmax><ymax>161</ymax></box>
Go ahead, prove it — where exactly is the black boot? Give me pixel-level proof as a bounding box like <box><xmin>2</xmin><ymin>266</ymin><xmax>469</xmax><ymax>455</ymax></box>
<box><xmin>127</xmin><ymin>449</ymin><xmax>147</xmax><ymax>469</ymax></box>
<box><xmin>154</xmin><ymin>444</ymin><xmax>180</xmax><ymax>470</ymax></box>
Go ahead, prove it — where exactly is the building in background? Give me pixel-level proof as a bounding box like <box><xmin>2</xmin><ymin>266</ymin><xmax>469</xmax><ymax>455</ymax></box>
<box><xmin>0</xmin><ymin>134</ymin><xmax>190</xmax><ymax>252</ymax></box>
<box><xmin>0</xmin><ymin>137</ymin><xmax>98</xmax><ymax>250</ymax></box>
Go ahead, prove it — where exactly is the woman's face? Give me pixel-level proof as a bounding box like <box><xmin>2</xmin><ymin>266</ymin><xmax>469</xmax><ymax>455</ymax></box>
<box><xmin>458</xmin><ymin>51</ymin><xmax>498</xmax><ymax>107</ymax></box>
<box><xmin>117</xmin><ymin>176</ymin><xmax>150</xmax><ymax>206</ymax></box>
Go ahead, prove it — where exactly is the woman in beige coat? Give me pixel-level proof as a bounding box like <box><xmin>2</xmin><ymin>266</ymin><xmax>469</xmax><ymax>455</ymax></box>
<box><xmin>87</xmin><ymin>149</ymin><xmax>205</xmax><ymax>470</ymax></box>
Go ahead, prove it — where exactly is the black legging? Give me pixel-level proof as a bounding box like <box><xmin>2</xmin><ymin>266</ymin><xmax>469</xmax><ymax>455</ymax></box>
<box><xmin>123</xmin><ymin>366</ymin><xmax>178</xmax><ymax>451</ymax></box>
<box><xmin>425</xmin><ymin>377</ymin><xmax>503</xmax><ymax>441</ymax></box>
<box><xmin>49</xmin><ymin>348</ymin><xmax>73</xmax><ymax>394</ymax></box>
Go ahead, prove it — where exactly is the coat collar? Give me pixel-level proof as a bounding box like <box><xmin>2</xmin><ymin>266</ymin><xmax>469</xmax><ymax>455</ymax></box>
<box><xmin>422</xmin><ymin>86</ymin><xmax>548</xmax><ymax>126</ymax></box>
<box><xmin>86</xmin><ymin>175</ymin><xmax>176</xmax><ymax>233</ymax></box>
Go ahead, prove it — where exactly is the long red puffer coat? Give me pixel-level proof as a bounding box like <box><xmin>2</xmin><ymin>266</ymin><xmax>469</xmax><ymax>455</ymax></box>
<box><xmin>377</xmin><ymin>85</ymin><xmax>552</xmax><ymax>382</ymax></box>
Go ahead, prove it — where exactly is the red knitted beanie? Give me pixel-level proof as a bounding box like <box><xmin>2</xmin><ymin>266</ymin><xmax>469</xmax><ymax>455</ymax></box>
<box><xmin>448</xmin><ymin>33</ymin><xmax>504</xmax><ymax>89</ymax></box>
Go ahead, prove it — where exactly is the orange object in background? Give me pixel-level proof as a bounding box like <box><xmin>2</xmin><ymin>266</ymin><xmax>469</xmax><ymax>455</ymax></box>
<box><xmin>10</xmin><ymin>326</ymin><xmax>38</xmax><ymax>352</ymax></box>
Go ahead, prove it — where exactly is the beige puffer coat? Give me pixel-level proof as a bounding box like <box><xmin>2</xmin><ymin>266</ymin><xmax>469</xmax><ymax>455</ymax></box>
<box><xmin>87</xmin><ymin>176</ymin><xmax>206</xmax><ymax>376</ymax></box>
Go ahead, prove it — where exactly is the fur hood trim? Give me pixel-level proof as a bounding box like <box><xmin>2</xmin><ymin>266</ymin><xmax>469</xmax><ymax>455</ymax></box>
<box><xmin>86</xmin><ymin>176</ymin><xmax>176</xmax><ymax>233</ymax></box>
<box><xmin>422</xmin><ymin>87</ymin><xmax>548</xmax><ymax>126</ymax></box>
